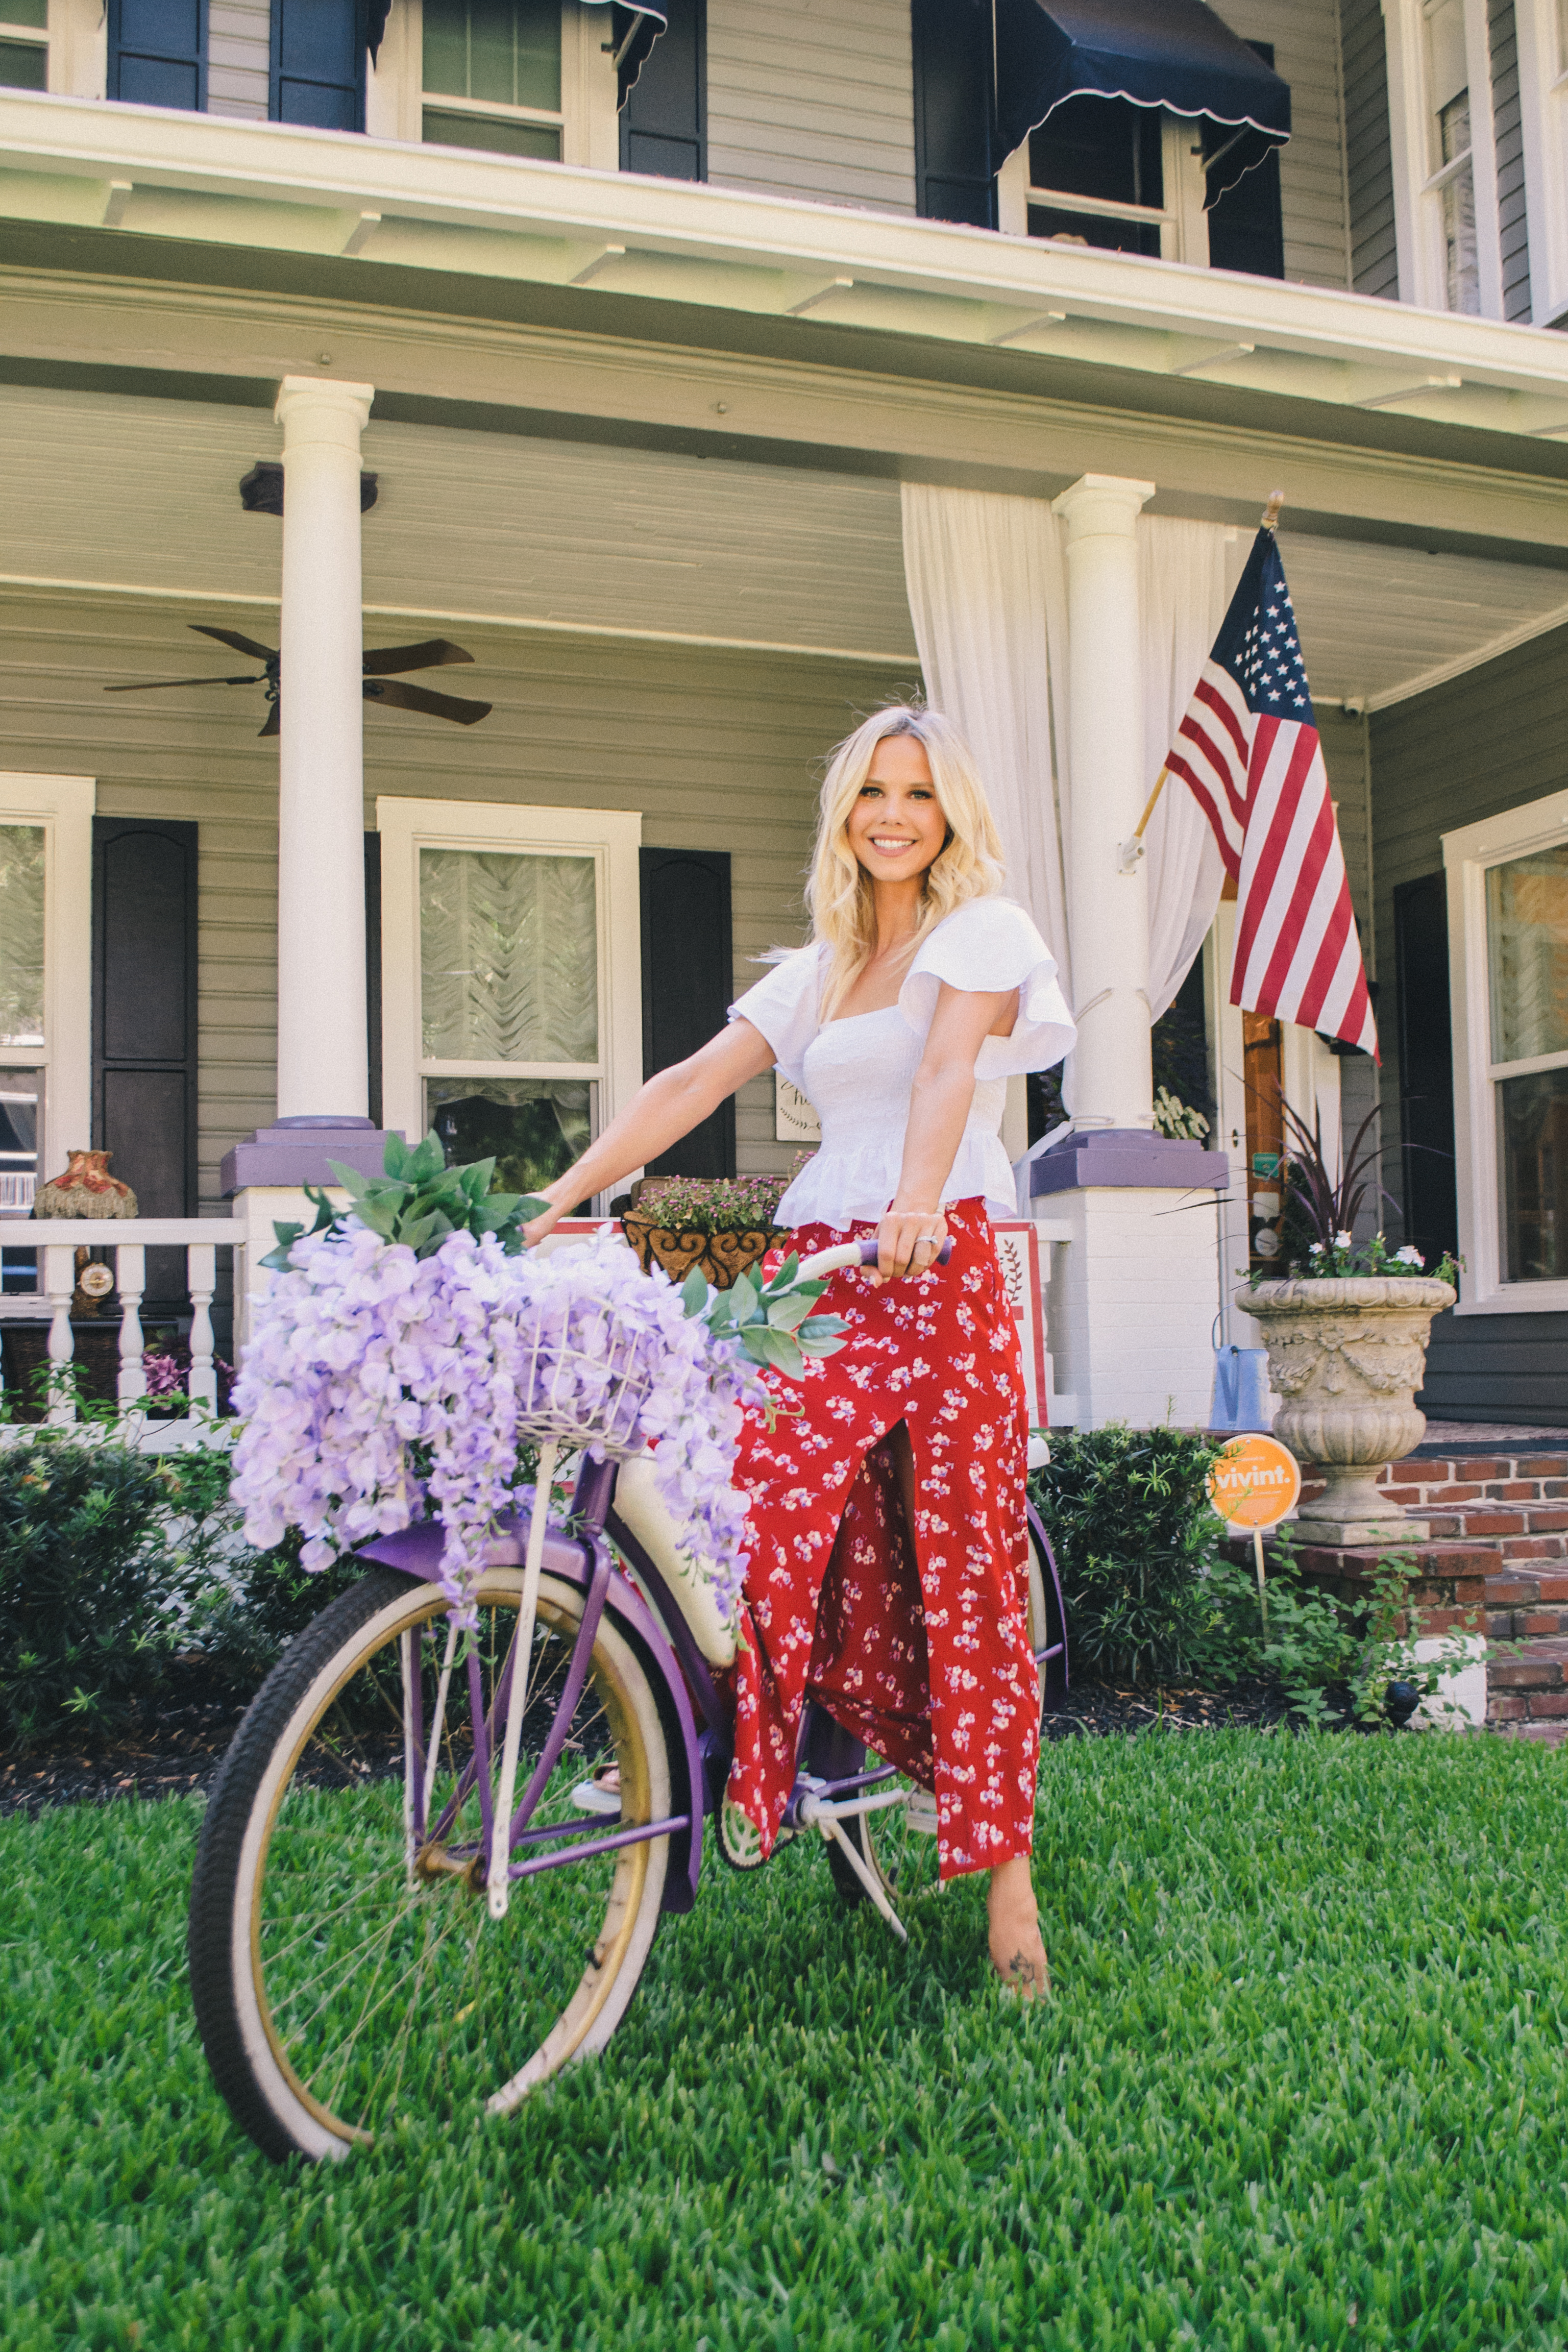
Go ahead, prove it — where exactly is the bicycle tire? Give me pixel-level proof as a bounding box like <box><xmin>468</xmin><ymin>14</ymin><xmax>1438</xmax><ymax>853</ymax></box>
<box><xmin>819</xmin><ymin>1521</ymin><xmax>1056</xmax><ymax>1913</ymax></box>
<box><xmin>189</xmin><ymin>1564</ymin><xmax>674</xmax><ymax>2162</ymax></box>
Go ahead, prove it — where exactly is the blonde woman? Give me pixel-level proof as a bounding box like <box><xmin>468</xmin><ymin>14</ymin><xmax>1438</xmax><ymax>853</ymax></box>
<box><xmin>525</xmin><ymin>706</ymin><xmax>1074</xmax><ymax>1995</ymax></box>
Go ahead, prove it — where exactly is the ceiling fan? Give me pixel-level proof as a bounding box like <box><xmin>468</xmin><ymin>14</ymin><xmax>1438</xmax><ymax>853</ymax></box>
<box><xmin>105</xmin><ymin>624</ymin><xmax>493</xmax><ymax>737</ymax></box>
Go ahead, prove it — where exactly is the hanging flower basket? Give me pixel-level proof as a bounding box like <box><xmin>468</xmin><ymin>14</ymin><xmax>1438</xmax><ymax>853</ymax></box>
<box><xmin>620</xmin><ymin>1170</ymin><xmax>808</xmax><ymax>1291</ymax></box>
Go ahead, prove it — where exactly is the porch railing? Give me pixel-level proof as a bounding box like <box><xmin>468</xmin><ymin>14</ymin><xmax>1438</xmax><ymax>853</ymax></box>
<box><xmin>0</xmin><ymin>1219</ymin><xmax>243</xmax><ymax>1423</ymax></box>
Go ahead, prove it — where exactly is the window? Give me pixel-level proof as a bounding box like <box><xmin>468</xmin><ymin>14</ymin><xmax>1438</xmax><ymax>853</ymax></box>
<box><xmin>1512</xmin><ymin>0</ymin><xmax>1568</xmax><ymax>322</ymax></box>
<box><xmin>1204</xmin><ymin>43</ymin><xmax>1284</xmax><ymax>281</ymax></box>
<box><xmin>376</xmin><ymin>799</ymin><xmax>642</xmax><ymax>1209</ymax></box>
<box><xmin>0</xmin><ymin>0</ymin><xmax>46</xmax><ymax>91</ymax></box>
<box><xmin>999</xmin><ymin>97</ymin><xmax>1208</xmax><ymax>263</ymax></box>
<box><xmin>109</xmin><ymin>0</ymin><xmax>206</xmax><ymax>111</ymax></box>
<box><xmin>1444</xmin><ymin>791</ymin><xmax>1568</xmax><ymax>1310</ymax></box>
<box><xmin>1385</xmin><ymin>0</ymin><xmax>1503</xmax><ymax>314</ymax></box>
<box><xmin>423</xmin><ymin>0</ymin><xmax>565</xmax><ymax>158</ymax></box>
<box><xmin>0</xmin><ymin>775</ymin><xmax>94</xmax><ymax>1230</ymax></box>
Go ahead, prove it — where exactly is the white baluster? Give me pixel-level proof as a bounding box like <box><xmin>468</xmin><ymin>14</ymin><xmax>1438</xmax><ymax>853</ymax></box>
<box><xmin>115</xmin><ymin>1243</ymin><xmax>146</xmax><ymax>1409</ymax></box>
<box><xmin>186</xmin><ymin>1242</ymin><xmax>217</xmax><ymax>1410</ymax></box>
<box><xmin>43</xmin><ymin>1243</ymin><xmax>77</xmax><ymax>1425</ymax></box>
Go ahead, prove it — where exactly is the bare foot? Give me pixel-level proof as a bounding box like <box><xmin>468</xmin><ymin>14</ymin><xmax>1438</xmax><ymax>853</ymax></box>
<box><xmin>987</xmin><ymin>1854</ymin><xmax>1050</xmax><ymax>1999</ymax></box>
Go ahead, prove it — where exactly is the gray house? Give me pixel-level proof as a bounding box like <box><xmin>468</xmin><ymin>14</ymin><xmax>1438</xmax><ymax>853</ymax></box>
<box><xmin>1</xmin><ymin>0</ymin><xmax>1564</xmax><ymax>1428</ymax></box>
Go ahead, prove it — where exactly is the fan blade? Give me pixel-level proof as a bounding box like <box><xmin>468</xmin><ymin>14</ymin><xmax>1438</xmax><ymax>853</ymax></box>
<box><xmin>105</xmin><ymin>674</ymin><xmax>263</xmax><ymax>692</ymax></box>
<box><xmin>190</xmin><ymin>623</ymin><xmax>278</xmax><ymax>661</ymax></box>
<box><xmin>361</xmin><ymin>637</ymin><xmax>476</xmax><ymax>677</ymax></box>
<box><xmin>362</xmin><ymin>678</ymin><xmax>492</xmax><ymax>725</ymax></box>
<box><xmin>258</xmin><ymin>703</ymin><xmax>281</xmax><ymax>739</ymax></box>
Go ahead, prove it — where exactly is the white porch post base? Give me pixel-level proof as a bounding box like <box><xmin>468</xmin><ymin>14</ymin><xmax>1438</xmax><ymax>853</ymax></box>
<box><xmin>230</xmin><ymin>1185</ymin><xmax>351</xmax><ymax>1352</ymax></box>
<box><xmin>1041</xmin><ymin>1184</ymin><xmax>1222</xmax><ymax>1429</ymax></box>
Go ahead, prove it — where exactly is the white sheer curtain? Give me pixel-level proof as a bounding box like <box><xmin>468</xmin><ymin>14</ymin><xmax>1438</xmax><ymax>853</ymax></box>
<box><xmin>899</xmin><ymin>482</ymin><xmax>1072</xmax><ymax>1001</ymax></box>
<box><xmin>1140</xmin><ymin>518</ymin><xmax>1231</xmax><ymax>1021</ymax></box>
<box><xmin>901</xmin><ymin>486</ymin><xmax>1231</xmax><ymax>1033</ymax></box>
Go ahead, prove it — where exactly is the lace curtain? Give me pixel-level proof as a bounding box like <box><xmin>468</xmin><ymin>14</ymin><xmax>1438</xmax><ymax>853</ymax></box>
<box><xmin>420</xmin><ymin>848</ymin><xmax>599</xmax><ymax>1065</ymax></box>
<box><xmin>0</xmin><ymin>824</ymin><xmax>45</xmax><ymax>1050</ymax></box>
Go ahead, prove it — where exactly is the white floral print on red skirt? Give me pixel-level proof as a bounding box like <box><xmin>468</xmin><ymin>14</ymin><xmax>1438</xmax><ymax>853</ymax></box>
<box><xmin>722</xmin><ymin>1197</ymin><xmax>1038</xmax><ymax>1881</ymax></box>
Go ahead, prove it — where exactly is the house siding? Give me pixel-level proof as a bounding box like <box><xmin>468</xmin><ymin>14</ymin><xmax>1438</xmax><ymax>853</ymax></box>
<box><xmin>1213</xmin><ymin>0</ymin><xmax>1352</xmax><ymax>288</ymax></box>
<box><xmin>705</xmin><ymin>0</ymin><xmax>917</xmax><ymax>215</ymax></box>
<box><xmin>1371</xmin><ymin>626</ymin><xmax>1568</xmax><ymax>1422</ymax></box>
<box><xmin>1490</xmin><ymin>0</ymin><xmax>1533</xmax><ymax>322</ymax></box>
<box><xmin>207</xmin><ymin>0</ymin><xmax>273</xmax><ymax>123</ymax></box>
<box><xmin>1339</xmin><ymin>0</ymin><xmax>1400</xmax><ymax>298</ymax></box>
<box><xmin>1</xmin><ymin>593</ymin><xmax>914</xmax><ymax>1214</ymax></box>
<box><xmin>1318</xmin><ymin>705</ymin><xmax>1381</xmax><ymax>1198</ymax></box>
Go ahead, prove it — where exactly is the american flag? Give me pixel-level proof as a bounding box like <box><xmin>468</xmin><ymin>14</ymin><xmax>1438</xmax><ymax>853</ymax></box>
<box><xmin>1163</xmin><ymin>525</ymin><xmax>1378</xmax><ymax>1059</ymax></box>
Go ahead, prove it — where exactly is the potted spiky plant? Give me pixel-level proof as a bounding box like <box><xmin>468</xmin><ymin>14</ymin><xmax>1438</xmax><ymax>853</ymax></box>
<box><xmin>1236</xmin><ymin>1097</ymin><xmax>1458</xmax><ymax>1548</ymax></box>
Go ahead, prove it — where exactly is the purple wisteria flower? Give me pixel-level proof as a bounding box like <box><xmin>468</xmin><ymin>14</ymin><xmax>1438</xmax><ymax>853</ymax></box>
<box><xmin>231</xmin><ymin>1226</ymin><xmax>761</xmax><ymax>1625</ymax></box>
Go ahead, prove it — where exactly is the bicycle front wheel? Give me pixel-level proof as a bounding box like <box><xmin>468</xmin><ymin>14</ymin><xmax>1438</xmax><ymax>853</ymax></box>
<box><xmin>188</xmin><ymin>1564</ymin><xmax>673</xmax><ymax>2161</ymax></box>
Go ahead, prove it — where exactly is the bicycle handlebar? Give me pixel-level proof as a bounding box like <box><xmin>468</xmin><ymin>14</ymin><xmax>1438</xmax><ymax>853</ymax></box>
<box><xmin>796</xmin><ymin>1234</ymin><xmax>954</xmax><ymax>1282</ymax></box>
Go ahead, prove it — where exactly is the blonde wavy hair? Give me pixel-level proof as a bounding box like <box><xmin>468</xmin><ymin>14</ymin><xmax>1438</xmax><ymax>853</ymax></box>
<box><xmin>806</xmin><ymin>705</ymin><xmax>1004</xmax><ymax>1018</ymax></box>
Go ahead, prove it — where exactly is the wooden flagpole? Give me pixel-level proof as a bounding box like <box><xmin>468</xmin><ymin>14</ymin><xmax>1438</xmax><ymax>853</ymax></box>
<box><xmin>1129</xmin><ymin>488</ymin><xmax>1287</xmax><ymax>845</ymax></box>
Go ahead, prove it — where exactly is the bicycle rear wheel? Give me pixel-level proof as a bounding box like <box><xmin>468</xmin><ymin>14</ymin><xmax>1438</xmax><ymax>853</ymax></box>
<box><xmin>820</xmin><ymin>1521</ymin><xmax>1057</xmax><ymax>1913</ymax></box>
<box><xmin>188</xmin><ymin>1564</ymin><xmax>673</xmax><ymax>2161</ymax></box>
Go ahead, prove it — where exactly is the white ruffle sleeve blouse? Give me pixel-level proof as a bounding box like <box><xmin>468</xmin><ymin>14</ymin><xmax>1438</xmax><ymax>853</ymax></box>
<box><xmin>729</xmin><ymin>896</ymin><xmax>1075</xmax><ymax>1228</ymax></box>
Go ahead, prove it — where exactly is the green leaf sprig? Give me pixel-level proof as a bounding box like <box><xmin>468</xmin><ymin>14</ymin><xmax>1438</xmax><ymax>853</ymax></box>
<box><xmin>678</xmin><ymin>1253</ymin><xmax>848</xmax><ymax>1380</ymax></box>
<box><xmin>261</xmin><ymin>1132</ymin><xmax>550</xmax><ymax>1271</ymax></box>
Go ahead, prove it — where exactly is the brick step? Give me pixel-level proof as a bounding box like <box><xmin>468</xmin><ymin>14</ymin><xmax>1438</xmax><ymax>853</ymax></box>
<box><xmin>1489</xmin><ymin>1719</ymin><xmax>1568</xmax><ymax>1749</ymax></box>
<box><xmin>1489</xmin><ymin>1638</ymin><xmax>1568</xmax><ymax>1693</ymax></box>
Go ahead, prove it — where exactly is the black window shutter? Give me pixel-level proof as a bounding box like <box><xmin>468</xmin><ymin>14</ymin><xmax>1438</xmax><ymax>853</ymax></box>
<box><xmin>92</xmin><ymin>817</ymin><xmax>199</xmax><ymax>1309</ymax></box>
<box><xmin>639</xmin><ymin>848</ymin><xmax>734</xmax><ymax>1180</ymax></box>
<box><xmin>1205</xmin><ymin>41</ymin><xmax>1285</xmax><ymax>278</ymax></box>
<box><xmin>1393</xmin><ymin>872</ymin><xmax>1459</xmax><ymax>1265</ymax></box>
<box><xmin>912</xmin><ymin>0</ymin><xmax>996</xmax><ymax>228</ymax></box>
<box><xmin>273</xmin><ymin>0</ymin><xmax>366</xmax><ymax>132</ymax></box>
<box><xmin>620</xmin><ymin>0</ymin><xmax>706</xmax><ymax>182</ymax></box>
<box><xmin>109</xmin><ymin>0</ymin><xmax>207</xmax><ymax>112</ymax></box>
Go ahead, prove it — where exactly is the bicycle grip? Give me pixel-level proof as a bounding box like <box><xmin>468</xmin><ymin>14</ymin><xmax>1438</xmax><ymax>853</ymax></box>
<box><xmin>855</xmin><ymin>1235</ymin><xmax>954</xmax><ymax>1268</ymax></box>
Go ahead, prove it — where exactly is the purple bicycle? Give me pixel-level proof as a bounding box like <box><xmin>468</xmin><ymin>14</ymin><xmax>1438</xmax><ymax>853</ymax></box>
<box><xmin>188</xmin><ymin>1235</ymin><xmax>1067</xmax><ymax>2163</ymax></box>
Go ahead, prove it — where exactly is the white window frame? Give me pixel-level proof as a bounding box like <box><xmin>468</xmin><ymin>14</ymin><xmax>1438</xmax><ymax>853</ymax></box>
<box><xmin>376</xmin><ymin>796</ymin><xmax>642</xmax><ymax>1180</ymax></box>
<box><xmin>1443</xmin><ymin>786</ymin><xmax>1568</xmax><ymax>1314</ymax></box>
<box><xmin>998</xmin><ymin>116</ymin><xmax>1209</xmax><ymax>262</ymax></box>
<box><xmin>1512</xmin><ymin>0</ymin><xmax>1568</xmax><ymax>323</ymax></box>
<box><xmin>1384</xmin><ymin>0</ymin><xmax>1504</xmax><ymax>315</ymax></box>
<box><xmin>367</xmin><ymin>0</ymin><xmax>619</xmax><ymax>168</ymax></box>
<box><xmin>0</xmin><ymin>772</ymin><xmax>94</xmax><ymax>1197</ymax></box>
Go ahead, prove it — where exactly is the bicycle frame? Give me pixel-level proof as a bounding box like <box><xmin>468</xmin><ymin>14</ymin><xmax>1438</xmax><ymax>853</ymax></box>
<box><xmin>353</xmin><ymin>1230</ymin><xmax>1068</xmax><ymax>1927</ymax></box>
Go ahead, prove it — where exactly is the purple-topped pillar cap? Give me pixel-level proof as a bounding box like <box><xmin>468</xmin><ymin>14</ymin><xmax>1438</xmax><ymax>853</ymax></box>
<box><xmin>1028</xmin><ymin>1129</ymin><xmax>1230</xmax><ymax>1195</ymax></box>
<box><xmin>220</xmin><ymin>1115</ymin><xmax>401</xmax><ymax>1196</ymax></box>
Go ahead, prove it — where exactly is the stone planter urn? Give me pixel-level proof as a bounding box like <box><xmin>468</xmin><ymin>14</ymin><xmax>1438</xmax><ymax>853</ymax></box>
<box><xmin>1235</xmin><ymin>1276</ymin><xmax>1457</xmax><ymax>1547</ymax></box>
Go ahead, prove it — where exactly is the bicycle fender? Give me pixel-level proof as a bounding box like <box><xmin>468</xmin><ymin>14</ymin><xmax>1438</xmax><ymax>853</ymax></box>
<box><xmin>354</xmin><ymin>1520</ymin><xmax>704</xmax><ymax>1913</ymax></box>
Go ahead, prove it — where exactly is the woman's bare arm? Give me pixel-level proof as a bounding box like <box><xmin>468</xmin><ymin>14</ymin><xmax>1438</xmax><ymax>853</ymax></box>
<box><xmin>522</xmin><ymin>1018</ymin><xmax>776</xmax><ymax>1241</ymax></box>
<box><xmin>877</xmin><ymin>983</ymin><xmax>1016</xmax><ymax>1278</ymax></box>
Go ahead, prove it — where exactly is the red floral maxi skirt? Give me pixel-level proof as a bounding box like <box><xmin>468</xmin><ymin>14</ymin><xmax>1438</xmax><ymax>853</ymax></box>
<box><xmin>722</xmin><ymin>1197</ymin><xmax>1039</xmax><ymax>1881</ymax></box>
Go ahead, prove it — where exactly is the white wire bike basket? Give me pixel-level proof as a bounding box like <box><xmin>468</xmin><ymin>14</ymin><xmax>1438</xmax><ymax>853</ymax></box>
<box><xmin>510</xmin><ymin>1287</ymin><xmax>665</xmax><ymax>1458</ymax></box>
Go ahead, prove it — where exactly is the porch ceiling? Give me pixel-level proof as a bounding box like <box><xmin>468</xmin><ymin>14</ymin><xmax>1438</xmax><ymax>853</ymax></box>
<box><xmin>4</xmin><ymin>382</ymin><xmax>1564</xmax><ymax>713</ymax></box>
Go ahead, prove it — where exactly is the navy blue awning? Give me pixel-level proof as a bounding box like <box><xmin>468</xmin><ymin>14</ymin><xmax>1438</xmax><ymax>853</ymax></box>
<box><xmin>994</xmin><ymin>0</ymin><xmax>1291</xmax><ymax>199</ymax></box>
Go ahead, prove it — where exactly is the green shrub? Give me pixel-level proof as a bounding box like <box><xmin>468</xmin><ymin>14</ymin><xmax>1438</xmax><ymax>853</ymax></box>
<box><xmin>1028</xmin><ymin>1425</ymin><xmax>1223</xmax><ymax>1685</ymax></box>
<box><xmin>0</xmin><ymin>1436</ymin><xmax>188</xmax><ymax>1748</ymax></box>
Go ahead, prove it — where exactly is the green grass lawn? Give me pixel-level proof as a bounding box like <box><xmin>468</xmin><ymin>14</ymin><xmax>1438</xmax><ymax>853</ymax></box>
<box><xmin>6</xmin><ymin>1731</ymin><xmax>1568</xmax><ymax>2350</ymax></box>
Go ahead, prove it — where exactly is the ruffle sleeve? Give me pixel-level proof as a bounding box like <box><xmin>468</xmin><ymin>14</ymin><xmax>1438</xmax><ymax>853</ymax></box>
<box><xmin>898</xmin><ymin>897</ymin><xmax>1076</xmax><ymax>1080</ymax></box>
<box><xmin>728</xmin><ymin>943</ymin><xmax>825</xmax><ymax>1093</ymax></box>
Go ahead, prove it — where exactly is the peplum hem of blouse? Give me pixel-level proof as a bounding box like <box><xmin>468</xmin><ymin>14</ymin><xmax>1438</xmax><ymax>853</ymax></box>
<box><xmin>728</xmin><ymin>896</ymin><xmax>1075</xmax><ymax>1232</ymax></box>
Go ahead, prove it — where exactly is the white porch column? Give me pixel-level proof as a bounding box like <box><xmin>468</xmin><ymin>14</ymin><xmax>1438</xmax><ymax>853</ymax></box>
<box><xmin>1052</xmin><ymin>472</ymin><xmax>1155</xmax><ymax>1132</ymax></box>
<box><xmin>1027</xmin><ymin>474</ymin><xmax>1230</xmax><ymax>1430</ymax></box>
<box><xmin>275</xmin><ymin>373</ymin><xmax>374</xmax><ymax>1119</ymax></box>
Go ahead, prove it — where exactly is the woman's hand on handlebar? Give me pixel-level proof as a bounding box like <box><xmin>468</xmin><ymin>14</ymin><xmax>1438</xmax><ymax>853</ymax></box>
<box><xmin>870</xmin><ymin>1206</ymin><xmax>949</xmax><ymax>1286</ymax></box>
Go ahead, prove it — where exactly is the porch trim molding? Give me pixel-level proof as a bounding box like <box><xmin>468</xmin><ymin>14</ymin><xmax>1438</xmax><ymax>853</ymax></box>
<box><xmin>7</xmin><ymin>92</ymin><xmax>1568</xmax><ymax>433</ymax></box>
<box><xmin>0</xmin><ymin>768</ymin><xmax>94</xmax><ymax>1176</ymax></box>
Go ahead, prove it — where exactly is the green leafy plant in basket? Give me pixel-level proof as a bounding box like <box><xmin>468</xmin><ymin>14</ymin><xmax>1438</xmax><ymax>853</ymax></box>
<box><xmin>262</xmin><ymin>1131</ymin><xmax>550</xmax><ymax>1270</ymax></box>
